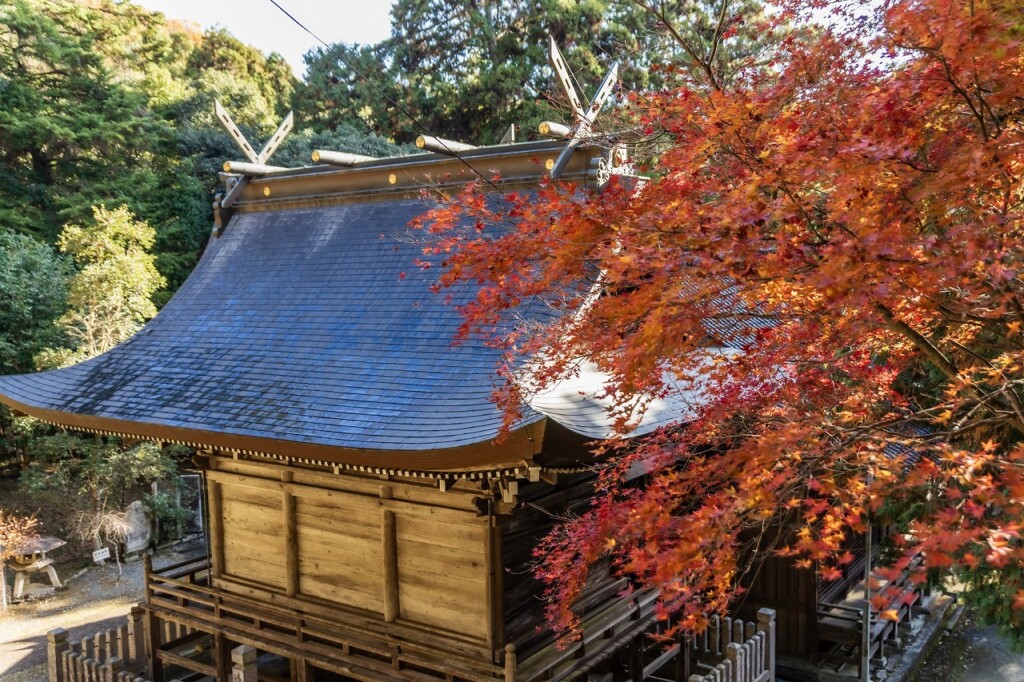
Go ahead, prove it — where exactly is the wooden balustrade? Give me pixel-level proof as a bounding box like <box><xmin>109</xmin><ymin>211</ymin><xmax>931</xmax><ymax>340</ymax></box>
<box><xmin>688</xmin><ymin>608</ymin><xmax>776</xmax><ymax>682</ymax></box>
<box><xmin>47</xmin><ymin>607</ymin><xmax>151</xmax><ymax>682</ymax></box>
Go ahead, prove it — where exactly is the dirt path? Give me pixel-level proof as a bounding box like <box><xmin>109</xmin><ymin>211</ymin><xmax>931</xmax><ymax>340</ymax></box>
<box><xmin>0</xmin><ymin>558</ymin><xmax>146</xmax><ymax>682</ymax></box>
<box><xmin>0</xmin><ymin>542</ymin><xmax>206</xmax><ymax>682</ymax></box>
<box><xmin>909</xmin><ymin>607</ymin><xmax>1024</xmax><ymax>682</ymax></box>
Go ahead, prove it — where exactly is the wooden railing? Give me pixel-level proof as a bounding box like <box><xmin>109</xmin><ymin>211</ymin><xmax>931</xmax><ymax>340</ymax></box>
<box><xmin>816</xmin><ymin>554</ymin><xmax>924</xmax><ymax>677</ymax></box>
<box><xmin>141</xmin><ymin>556</ymin><xmax>509</xmax><ymax>682</ymax></box>
<box><xmin>47</xmin><ymin>607</ymin><xmax>150</xmax><ymax>682</ymax></box>
<box><xmin>688</xmin><ymin>608</ymin><xmax>776</xmax><ymax>682</ymax></box>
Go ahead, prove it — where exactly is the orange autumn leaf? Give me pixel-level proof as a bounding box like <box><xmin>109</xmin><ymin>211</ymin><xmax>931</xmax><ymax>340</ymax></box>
<box><xmin>417</xmin><ymin>0</ymin><xmax>1024</xmax><ymax>639</ymax></box>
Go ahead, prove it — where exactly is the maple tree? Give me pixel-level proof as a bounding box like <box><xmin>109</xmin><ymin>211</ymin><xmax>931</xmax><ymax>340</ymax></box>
<box><xmin>418</xmin><ymin>0</ymin><xmax>1024</xmax><ymax>639</ymax></box>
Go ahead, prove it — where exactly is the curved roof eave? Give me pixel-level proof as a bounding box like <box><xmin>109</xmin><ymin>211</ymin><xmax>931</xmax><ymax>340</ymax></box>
<box><xmin>0</xmin><ymin>391</ymin><xmax>546</xmax><ymax>473</ymax></box>
<box><xmin>0</xmin><ymin>142</ymin><xmax>606</xmax><ymax>472</ymax></box>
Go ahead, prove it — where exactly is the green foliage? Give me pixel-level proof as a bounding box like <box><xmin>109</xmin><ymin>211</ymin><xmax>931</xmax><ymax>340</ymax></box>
<box><xmin>36</xmin><ymin>206</ymin><xmax>166</xmax><ymax>370</ymax></box>
<box><xmin>0</xmin><ymin>230</ymin><xmax>70</xmax><ymax>374</ymax></box>
<box><xmin>954</xmin><ymin>564</ymin><xmax>1024</xmax><ymax>649</ymax></box>
<box><xmin>299</xmin><ymin>0</ymin><xmax>780</xmax><ymax>145</ymax></box>
<box><xmin>0</xmin><ymin>1</ymin><xmax>312</xmax><ymax>301</ymax></box>
<box><xmin>630</xmin><ymin>0</ymin><xmax>784</xmax><ymax>89</ymax></box>
<box><xmin>20</xmin><ymin>427</ymin><xmax>187</xmax><ymax>547</ymax></box>
<box><xmin>299</xmin><ymin>0</ymin><xmax>649</xmax><ymax>144</ymax></box>
<box><xmin>143</xmin><ymin>484</ymin><xmax>194</xmax><ymax>543</ymax></box>
<box><xmin>0</xmin><ymin>0</ymin><xmax>169</xmax><ymax>241</ymax></box>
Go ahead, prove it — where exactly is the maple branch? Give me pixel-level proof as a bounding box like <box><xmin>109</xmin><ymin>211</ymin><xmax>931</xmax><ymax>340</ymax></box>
<box><xmin>946</xmin><ymin>339</ymin><xmax>1024</xmax><ymax>430</ymax></box>
<box><xmin>874</xmin><ymin>303</ymin><xmax>959</xmax><ymax>381</ymax></box>
<box><xmin>635</xmin><ymin>0</ymin><xmax>723</xmax><ymax>91</ymax></box>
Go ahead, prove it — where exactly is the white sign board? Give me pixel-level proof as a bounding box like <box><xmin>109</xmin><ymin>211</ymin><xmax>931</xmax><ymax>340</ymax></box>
<box><xmin>92</xmin><ymin>546</ymin><xmax>110</xmax><ymax>563</ymax></box>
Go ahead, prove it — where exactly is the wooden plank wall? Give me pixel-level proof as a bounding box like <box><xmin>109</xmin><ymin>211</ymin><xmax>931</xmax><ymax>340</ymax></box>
<box><xmin>397</xmin><ymin>506</ymin><xmax>489</xmax><ymax>634</ymax></box>
<box><xmin>500</xmin><ymin>473</ymin><xmax>619</xmax><ymax>658</ymax></box>
<box><xmin>221</xmin><ymin>484</ymin><xmax>285</xmax><ymax>588</ymax></box>
<box><xmin>737</xmin><ymin>553</ymin><xmax>814</xmax><ymax>658</ymax></box>
<box><xmin>207</xmin><ymin>460</ymin><xmax>493</xmax><ymax>646</ymax></box>
<box><xmin>295</xmin><ymin>492</ymin><xmax>382</xmax><ymax>612</ymax></box>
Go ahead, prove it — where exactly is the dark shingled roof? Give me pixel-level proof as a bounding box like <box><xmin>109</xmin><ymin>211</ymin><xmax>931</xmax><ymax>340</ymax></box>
<box><xmin>0</xmin><ymin>200</ymin><xmax>543</xmax><ymax>456</ymax></box>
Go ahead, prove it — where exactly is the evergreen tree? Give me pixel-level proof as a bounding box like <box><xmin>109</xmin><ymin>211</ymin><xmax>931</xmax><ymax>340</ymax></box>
<box><xmin>36</xmin><ymin>205</ymin><xmax>165</xmax><ymax>370</ymax></box>
<box><xmin>0</xmin><ymin>231</ymin><xmax>70</xmax><ymax>375</ymax></box>
<box><xmin>298</xmin><ymin>0</ymin><xmax>781</xmax><ymax>145</ymax></box>
<box><xmin>0</xmin><ymin>0</ymin><xmax>167</xmax><ymax>241</ymax></box>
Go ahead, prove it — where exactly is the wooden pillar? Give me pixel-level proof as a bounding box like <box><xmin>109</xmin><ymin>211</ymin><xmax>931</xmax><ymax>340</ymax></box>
<box><xmin>282</xmin><ymin>472</ymin><xmax>298</xmax><ymax>597</ymax></box>
<box><xmin>143</xmin><ymin>555</ymin><xmax>153</xmax><ymax>603</ymax></box>
<box><xmin>295</xmin><ymin>657</ymin><xmax>313</xmax><ymax>682</ymax></box>
<box><xmin>382</xmin><ymin>508</ymin><xmax>399</xmax><ymax>622</ymax></box>
<box><xmin>143</xmin><ymin>607</ymin><xmax>163</xmax><ymax>682</ymax></box>
<box><xmin>213</xmin><ymin>633</ymin><xmax>232</xmax><ymax>682</ymax></box>
<box><xmin>231</xmin><ymin>644</ymin><xmax>258</xmax><ymax>682</ymax></box>
<box><xmin>757</xmin><ymin>608</ymin><xmax>776</xmax><ymax>682</ymax></box>
<box><xmin>47</xmin><ymin>628</ymin><xmax>69</xmax><ymax>682</ymax></box>
<box><xmin>630</xmin><ymin>636</ymin><xmax>643</xmax><ymax>682</ymax></box>
<box><xmin>676</xmin><ymin>633</ymin><xmax>691</xmax><ymax>682</ymax></box>
<box><xmin>725</xmin><ymin>642</ymin><xmax>743</xmax><ymax>682</ymax></box>
<box><xmin>128</xmin><ymin>606</ymin><xmax>144</xmax><ymax>663</ymax></box>
<box><xmin>104</xmin><ymin>656</ymin><xmax>123</xmax><ymax>682</ymax></box>
<box><xmin>486</xmin><ymin>517</ymin><xmax>502</xmax><ymax>652</ymax></box>
<box><xmin>208</xmin><ymin>481</ymin><xmax>224</xmax><ymax>578</ymax></box>
<box><xmin>503</xmin><ymin>643</ymin><xmax>517</xmax><ymax>682</ymax></box>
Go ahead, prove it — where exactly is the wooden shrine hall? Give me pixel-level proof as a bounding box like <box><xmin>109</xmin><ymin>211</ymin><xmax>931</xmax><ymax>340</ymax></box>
<box><xmin>0</xmin><ymin>40</ymin><xmax>919</xmax><ymax>682</ymax></box>
<box><xmin>0</xmin><ymin>125</ymin><xmax>730</xmax><ymax>679</ymax></box>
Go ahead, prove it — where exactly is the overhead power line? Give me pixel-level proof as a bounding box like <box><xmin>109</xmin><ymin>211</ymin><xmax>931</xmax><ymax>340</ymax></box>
<box><xmin>266</xmin><ymin>0</ymin><xmax>504</xmax><ymax>193</ymax></box>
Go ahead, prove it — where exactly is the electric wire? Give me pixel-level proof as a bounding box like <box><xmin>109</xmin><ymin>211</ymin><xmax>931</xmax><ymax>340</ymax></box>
<box><xmin>266</xmin><ymin>0</ymin><xmax>505</xmax><ymax>194</ymax></box>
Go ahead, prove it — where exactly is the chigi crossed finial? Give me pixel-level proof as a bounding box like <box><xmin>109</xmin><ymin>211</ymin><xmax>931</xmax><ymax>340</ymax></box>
<box><xmin>543</xmin><ymin>36</ymin><xmax>619</xmax><ymax>179</ymax></box>
<box><xmin>215</xmin><ymin>100</ymin><xmax>294</xmax><ymax>210</ymax></box>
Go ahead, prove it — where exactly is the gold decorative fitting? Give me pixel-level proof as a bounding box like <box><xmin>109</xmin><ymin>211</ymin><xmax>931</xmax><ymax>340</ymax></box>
<box><xmin>544</xmin><ymin>158</ymin><xmax>555</xmax><ymax>170</ymax></box>
<box><xmin>388</xmin><ymin>173</ymin><xmax>397</xmax><ymax>185</ymax></box>
<box><xmin>262</xmin><ymin>186</ymin><xmax>271</xmax><ymax>197</ymax></box>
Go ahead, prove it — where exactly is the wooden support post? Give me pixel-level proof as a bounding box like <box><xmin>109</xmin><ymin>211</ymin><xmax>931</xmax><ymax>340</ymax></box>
<box><xmin>113</xmin><ymin>625</ymin><xmax>124</xmax><ymax>663</ymax></box>
<box><xmin>142</xmin><ymin>555</ymin><xmax>153</xmax><ymax>603</ymax></box>
<box><xmin>725</xmin><ymin>642</ymin><xmax>742</xmax><ymax>682</ymax></box>
<box><xmin>486</xmin><ymin>518</ymin><xmax>502</xmax><ymax>652</ymax></box>
<box><xmin>231</xmin><ymin>644</ymin><xmax>258</xmax><ymax>682</ymax></box>
<box><xmin>295</xmin><ymin>657</ymin><xmax>312</xmax><ymax>682</ymax></box>
<box><xmin>382</xmin><ymin>509</ymin><xmax>399</xmax><ymax>623</ymax></box>
<box><xmin>757</xmin><ymin>608</ymin><xmax>776</xmax><ymax>682</ymax></box>
<box><xmin>214</xmin><ymin>633</ymin><xmax>232</xmax><ymax>682</ymax></box>
<box><xmin>143</xmin><ymin>607</ymin><xmax>163</xmax><ymax>682</ymax></box>
<box><xmin>105</xmin><ymin>656</ymin><xmax>123</xmax><ymax>682</ymax></box>
<box><xmin>127</xmin><ymin>607</ymin><xmax>144</xmax><ymax>663</ymax></box>
<box><xmin>101</xmin><ymin>629</ymin><xmax>113</xmax><ymax>661</ymax></box>
<box><xmin>47</xmin><ymin>628</ymin><xmax>69</xmax><ymax>682</ymax></box>
<box><xmin>62</xmin><ymin>648</ymin><xmax>75</xmax><ymax>682</ymax></box>
<box><xmin>676</xmin><ymin>633</ymin><xmax>691</xmax><ymax>682</ymax></box>
<box><xmin>630</xmin><ymin>636</ymin><xmax>644</xmax><ymax>682</ymax></box>
<box><xmin>282</xmin><ymin>472</ymin><xmax>298</xmax><ymax>597</ymax></box>
<box><xmin>503</xmin><ymin>643</ymin><xmax>517</xmax><ymax>682</ymax></box>
<box><xmin>208</xmin><ymin>481</ymin><xmax>224</xmax><ymax>578</ymax></box>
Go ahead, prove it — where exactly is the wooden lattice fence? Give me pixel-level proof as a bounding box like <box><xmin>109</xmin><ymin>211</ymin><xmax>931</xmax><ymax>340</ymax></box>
<box><xmin>688</xmin><ymin>608</ymin><xmax>776</xmax><ymax>682</ymax></box>
<box><xmin>47</xmin><ymin>606</ymin><xmax>163</xmax><ymax>682</ymax></box>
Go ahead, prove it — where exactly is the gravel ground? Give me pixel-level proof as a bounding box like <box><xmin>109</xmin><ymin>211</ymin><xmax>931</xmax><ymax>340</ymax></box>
<box><xmin>0</xmin><ymin>542</ymin><xmax>204</xmax><ymax>682</ymax></box>
<box><xmin>909</xmin><ymin>607</ymin><xmax>1024</xmax><ymax>682</ymax></box>
<box><xmin>0</xmin><ymin>558</ymin><xmax>146</xmax><ymax>682</ymax></box>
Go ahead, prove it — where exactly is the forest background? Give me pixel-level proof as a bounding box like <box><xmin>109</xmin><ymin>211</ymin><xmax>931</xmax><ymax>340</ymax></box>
<box><xmin>4</xmin><ymin>0</ymin><xmax>1023</xmax><ymax>650</ymax></box>
<box><xmin>0</xmin><ymin>0</ymin><xmax>716</xmax><ymax>572</ymax></box>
